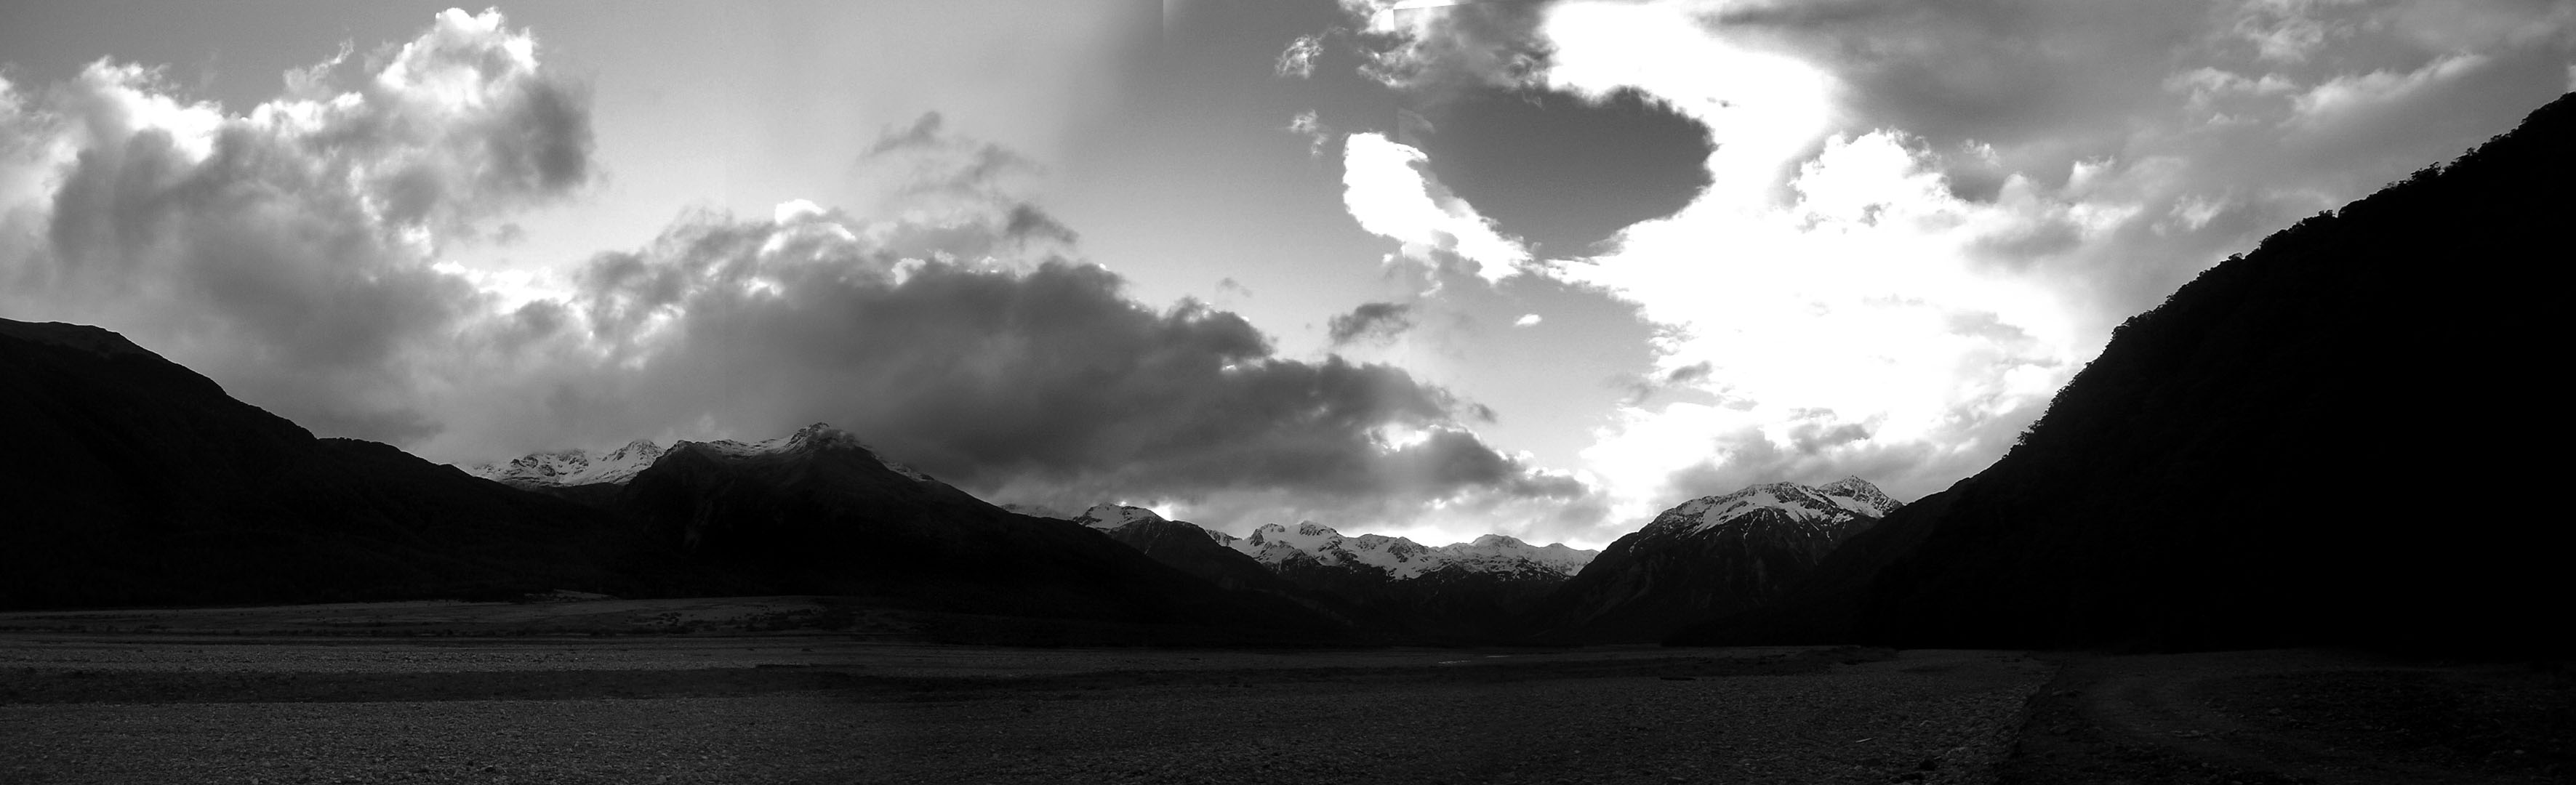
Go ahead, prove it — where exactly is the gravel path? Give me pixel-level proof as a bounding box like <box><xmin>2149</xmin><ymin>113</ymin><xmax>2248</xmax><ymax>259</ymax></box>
<box><xmin>0</xmin><ymin>646</ymin><xmax>2048</xmax><ymax>784</ymax></box>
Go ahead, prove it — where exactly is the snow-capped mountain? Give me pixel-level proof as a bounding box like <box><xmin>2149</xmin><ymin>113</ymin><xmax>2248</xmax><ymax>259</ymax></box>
<box><xmin>465</xmin><ymin>424</ymin><xmax>936</xmax><ymax>488</ymax></box>
<box><xmin>1074</xmin><ymin>505</ymin><xmax>1597</xmax><ymax>581</ymax></box>
<box><xmin>1543</xmin><ymin>477</ymin><xmax>1902</xmax><ymax>641</ymax></box>
<box><xmin>1070</xmin><ymin>504</ymin><xmax>1600</xmax><ymax>639</ymax></box>
<box><xmin>1636</xmin><ymin>477</ymin><xmax>1899</xmax><ymax>542</ymax></box>
<box><xmin>1068</xmin><ymin>504</ymin><xmax>1300</xmax><ymax>595</ymax></box>
<box><xmin>1230</xmin><ymin>521</ymin><xmax>1594</xmax><ymax>580</ymax></box>
<box><xmin>466</xmin><ymin>439</ymin><xmax>669</xmax><ymax>488</ymax></box>
<box><xmin>1072</xmin><ymin>504</ymin><xmax>1176</xmax><ymax>532</ymax></box>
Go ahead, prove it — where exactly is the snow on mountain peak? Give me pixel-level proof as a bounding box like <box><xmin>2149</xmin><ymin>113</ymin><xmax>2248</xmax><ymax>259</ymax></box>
<box><xmin>468</xmin><ymin>423</ymin><xmax>939</xmax><ymax>488</ymax></box>
<box><xmin>1072</xmin><ymin>504</ymin><xmax>1166</xmax><ymax>531</ymax></box>
<box><xmin>1644</xmin><ymin>478</ymin><xmax>1903</xmax><ymax>538</ymax></box>
<box><xmin>1227</xmin><ymin>521</ymin><xmax>1597</xmax><ymax>579</ymax></box>
<box><xmin>465</xmin><ymin>439</ymin><xmax>666</xmax><ymax>488</ymax></box>
<box><xmin>676</xmin><ymin>423</ymin><xmax>936</xmax><ymax>481</ymax></box>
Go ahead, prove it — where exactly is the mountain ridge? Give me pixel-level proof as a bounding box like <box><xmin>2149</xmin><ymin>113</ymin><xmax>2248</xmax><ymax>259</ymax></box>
<box><xmin>1671</xmin><ymin>90</ymin><xmax>2575</xmax><ymax>654</ymax></box>
<box><xmin>1541</xmin><ymin>477</ymin><xmax>1900</xmax><ymax>642</ymax></box>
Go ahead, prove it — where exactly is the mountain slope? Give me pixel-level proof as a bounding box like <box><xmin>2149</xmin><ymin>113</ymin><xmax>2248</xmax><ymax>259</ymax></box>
<box><xmin>1542</xmin><ymin>478</ymin><xmax>1898</xmax><ymax>642</ymax></box>
<box><xmin>612</xmin><ymin>427</ymin><xmax>1344</xmax><ymax>635</ymax></box>
<box><xmin>1674</xmin><ymin>92</ymin><xmax>2573</xmax><ymax>653</ymax></box>
<box><xmin>1205</xmin><ymin>520</ymin><xmax>1597</xmax><ymax>641</ymax></box>
<box><xmin>0</xmin><ymin>320</ymin><xmax>638</xmax><ymax>609</ymax></box>
<box><xmin>1070</xmin><ymin>505</ymin><xmax>1301</xmax><ymax>594</ymax></box>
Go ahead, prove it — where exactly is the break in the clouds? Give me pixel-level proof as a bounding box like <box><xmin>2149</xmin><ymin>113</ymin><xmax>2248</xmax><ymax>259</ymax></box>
<box><xmin>0</xmin><ymin>8</ymin><xmax>1597</xmax><ymax>539</ymax></box>
<box><xmin>1307</xmin><ymin>0</ymin><xmax>2573</xmax><ymax>525</ymax></box>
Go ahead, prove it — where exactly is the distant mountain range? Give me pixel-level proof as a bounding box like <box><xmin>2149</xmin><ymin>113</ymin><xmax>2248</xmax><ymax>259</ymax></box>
<box><xmin>8</xmin><ymin>94</ymin><xmax>2561</xmax><ymax>652</ymax></box>
<box><xmin>1063</xmin><ymin>504</ymin><xmax>1600</xmax><ymax>641</ymax></box>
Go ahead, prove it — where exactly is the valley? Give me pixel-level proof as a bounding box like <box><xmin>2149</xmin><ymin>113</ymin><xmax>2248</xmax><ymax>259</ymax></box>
<box><xmin>10</xmin><ymin>601</ymin><xmax>2554</xmax><ymax>784</ymax></box>
<box><xmin>0</xmin><ymin>599</ymin><xmax>2046</xmax><ymax>784</ymax></box>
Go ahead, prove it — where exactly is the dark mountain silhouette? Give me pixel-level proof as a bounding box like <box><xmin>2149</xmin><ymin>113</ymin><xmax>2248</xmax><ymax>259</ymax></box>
<box><xmin>0</xmin><ymin>323</ymin><xmax>1344</xmax><ymax>640</ymax></box>
<box><xmin>612</xmin><ymin>427</ymin><xmax>1341</xmax><ymax>634</ymax></box>
<box><xmin>0</xmin><ymin>319</ymin><xmax>641</xmax><ymax>609</ymax></box>
<box><xmin>1066</xmin><ymin>506</ymin><xmax>1594</xmax><ymax>643</ymax></box>
<box><xmin>1673</xmin><ymin>92</ymin><xmax>2573</xmax><ymax>653</ymax></box>
<box><xmin>1540</xmin><ymin>478</ymin><xmax>1898</xmax><ymax>642</ymax></box>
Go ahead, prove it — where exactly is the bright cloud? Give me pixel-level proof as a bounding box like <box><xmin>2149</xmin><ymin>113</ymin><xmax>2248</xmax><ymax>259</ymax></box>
<box><xmin>1339</xmin><ymin>132</ymin><xmax>1529</xmax><ymax>283</ymax></box>
<box><xmin>1509</xmin><ymin>0</ymin><xmax>2571</xmax><ymax>523</ymax></box>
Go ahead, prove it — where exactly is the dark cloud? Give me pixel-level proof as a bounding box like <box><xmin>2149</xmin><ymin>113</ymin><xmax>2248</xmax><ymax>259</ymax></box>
<box><xmin>1709</xmin><ymin>0</ymin><xmax>2204</xmax><ymax>169</ymax></box>
<box><xmin>0</xmin><ymin>20</ymin><xmax>1603</xmax><ymax>532</ymax></box>
<box><xmin>530</xmin><ymin>206</ymin><xmax>1592</xmax><ymax>516</ymax></box>
<box><xmin>1416</xmin><ymin>86</ymin><xmax>1712</xmax><ymax>257</ymax></box>
<box><xmin>0</xmin><ymin>10</ymin><xmax>593</xmax><ymax>444</ymax></box>
<box><xmin>1326</xmin><ymin>300</ymin><xmax>1416</xmax><ymax>345</ymax></box>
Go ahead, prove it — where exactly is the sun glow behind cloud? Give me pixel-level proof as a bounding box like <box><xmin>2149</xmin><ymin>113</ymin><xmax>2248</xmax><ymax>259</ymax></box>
<box><xmin>1548</xmin><ymin>7</ymin><xmax>2088</xmax><ymax>521</ymax></box>
<box><xmin>1315</xmin><ymin>0</ymin><xmax>2574</xmax><ymax>530</ymax></box>
<box><xmin>7</xmin><ymin>1</ymin><xmax>2569</xmax><ymax>550</ymax></box>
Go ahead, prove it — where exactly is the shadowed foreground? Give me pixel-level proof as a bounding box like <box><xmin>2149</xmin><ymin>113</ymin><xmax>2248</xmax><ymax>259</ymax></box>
<box><xmin>0</xmin><ymin>600</ymin><xmax>2045</xmax><ymax>784</ymax></box>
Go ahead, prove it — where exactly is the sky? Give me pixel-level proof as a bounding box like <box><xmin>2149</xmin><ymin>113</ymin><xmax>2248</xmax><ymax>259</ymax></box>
<box><xmin>1</xmin><ymin>0</ymin><xmax>2568</xmax><ymax>549</ymax></box>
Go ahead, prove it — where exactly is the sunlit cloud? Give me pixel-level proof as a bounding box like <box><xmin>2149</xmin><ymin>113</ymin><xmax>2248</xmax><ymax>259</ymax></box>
<box><xmin>1339</xmin><ymin>132</ymin><xmax>1528</xmax><ymax>283</ymax></box>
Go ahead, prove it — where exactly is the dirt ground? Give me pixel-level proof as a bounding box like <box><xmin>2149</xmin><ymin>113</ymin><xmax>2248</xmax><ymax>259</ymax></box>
<box><xmin>0</xmin><ymin>598</ymin><xmax>2049</xmax><ymax>784</ymax></box>
<box><xmin>2001</xmin><ymin>648</ymin><xmax>2572</xmax><ymax>784</ymax></box>
<box><xmin>4</xmin><ymin>599</ymin><xmax>2559</xmax><ymax>784</ymax></box>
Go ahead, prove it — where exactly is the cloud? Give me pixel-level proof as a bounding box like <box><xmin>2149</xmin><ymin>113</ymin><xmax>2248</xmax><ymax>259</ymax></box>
<box><xmin>1285</xmin><ymin>109</ymin><xmax>1334</xmax><ymax>158</ymax></box>
<box><xmin>0</xmin><ymin>8</ymin><xmax>591</xmax><ymax>443</ymax></box>
<box><xmin>1340</xmin><ymin>0</ymin><xmax>1557</xmax><ymax>100</ymax></box>
<box><xmin>1513</xmin><ymin>313</ymin><xmax>1541</xmax><ymax>326</ymax></box>
<box><xmin>0</xmin><ymin>24</ymin><xmax>1600</xmax><ymax>541</ymax></box>
<box><xmin>1339</xmin><ymin>132</ymin><xmax>1528</xmax><ymax>282</ymax></box>
<box><xmin>1276</xmin><ymin>33</ymin><xmax>1323</xmax><ymax>78</ymax></box>
<box><xmin>523</xmin><ymin>201</ymin><xmax>1597</xmax><ymax>534</ymax></box>
<box><xmin>2289</xmin><ymin>52</ymin><xmax>2489</xmax><ymax>130</ymax></box>
<box><xmin>1327</xmin><ymin>301</ymin><xmax>1417</xmax><ymax>345</ymax></box>
<box><xmin>1506</xmin><ymin>0</ymin><xmax>2574</xmax><ymax>523</ymax></box>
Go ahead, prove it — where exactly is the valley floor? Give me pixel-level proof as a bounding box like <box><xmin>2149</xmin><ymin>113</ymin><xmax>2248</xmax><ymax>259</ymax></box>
<box><xmin>0</xmin><ymin>597</ymin><xmax>2042</xmax><ymax>784</ymax></box>
<box><xmin>2002</xmin><ymin>648</ymin><xmax>2572</xmax><ymax>784</ymax></box>
<box><xmin>12</xmin><ymin>599</ymin><xmax>2553</xmax><ymax>784</ymax></box>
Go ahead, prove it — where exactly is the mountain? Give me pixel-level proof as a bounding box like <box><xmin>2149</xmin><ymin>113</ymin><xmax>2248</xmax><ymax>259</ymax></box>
<box><xmin>0</xmin><ymin>319</ymin><xmax>640</xmax><ymax>609</ymax></box>
<box><xmin>0</xmin><ymin>321</ymin><xmax>1346</xmax><ymax>640</ymax></box>
<box><xmin>1232</xmin><ymin>522</ymin><xmax>1594</xmax><ymax>579</ymax></box>
<box><xmin>1539</xmin><ymin>478</ymin><xmax>1899</xmax><ymax>642</ymax></box>
<box><xmin>1070</xmin><ymin>504</ymin><xmax>1299</xmax><ymax>594</ymax></box>
<box><xmin>469</xmin><ymin>439</ymin><xmax>667</xmax><ymax>487</ymax></box>
<box><xmin>609</xmin><ymin>425</ymin><xmax>1341</xmax><ymax>635</ymax></box>
<box><xmin>1672</xmin><ymin>92</ymin><xmax>2574</xmax><ymax>654</ymax></box>
<box><xmin>1204</xmin><ymin>519</ymin><xmax>1598</xmax><ymax>640</ymax></box>
<box><xmin>1062</xmin><ymin>505</ymin><xmax>1597</xmax><ymax>640</ymax></box>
